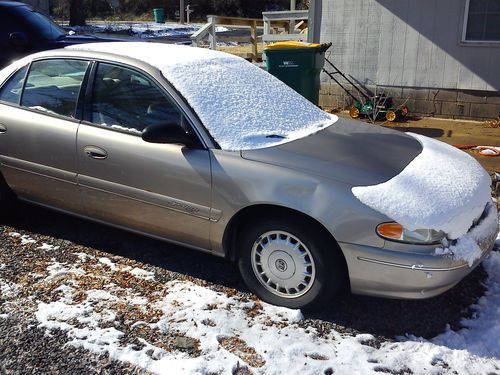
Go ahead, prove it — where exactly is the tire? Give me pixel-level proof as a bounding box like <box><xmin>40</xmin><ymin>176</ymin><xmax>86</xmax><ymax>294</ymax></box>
<box><xmin>237</xmin><ymin>218</ymin><xmax>345</xmax><ymax>309</ymax></box>
<box><xmin>349</xmin><ymin>106</ymin><xmax>360</xmax><ymax>119</ymax></box>
<box><xmin>0</xmin><ymin>173</ymin><xmax>16</xmax><ymax>217</ymax></box>
<box><xmin>385</xmin><ymin>110</ymin><xmax>397</xmax><ymax>122</ymax></box>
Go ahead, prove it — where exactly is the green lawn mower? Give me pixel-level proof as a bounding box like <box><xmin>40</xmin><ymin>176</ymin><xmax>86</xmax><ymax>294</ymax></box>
<box><xmin>323</xmin><ymin>57</ymin><xmax>409</xmax><ymax>122</ymax></box>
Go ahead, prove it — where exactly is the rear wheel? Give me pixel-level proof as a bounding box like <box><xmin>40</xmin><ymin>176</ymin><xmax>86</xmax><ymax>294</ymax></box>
<box><xmin>0</xmin><ymin>173</ymin><xmax>16</xmax><ymax>218</ymax></box>
<box><xmin>238</xmin><ymin>218</ymin><xmax>344</xmax><ymax>309</ymax></box>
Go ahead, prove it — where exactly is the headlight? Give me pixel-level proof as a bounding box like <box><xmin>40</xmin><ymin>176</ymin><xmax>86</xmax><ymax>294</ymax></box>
<box><xmin>376</xmin><ymin>222</ymin><xmax>446</xmax><ymax>244</ymax></box>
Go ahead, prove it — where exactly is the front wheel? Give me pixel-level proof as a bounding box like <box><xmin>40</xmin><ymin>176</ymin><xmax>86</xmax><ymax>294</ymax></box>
<box><xmin>238</xmin><ymin>219</ymin><xmax>344</xmax><ymax>309</ymax></box>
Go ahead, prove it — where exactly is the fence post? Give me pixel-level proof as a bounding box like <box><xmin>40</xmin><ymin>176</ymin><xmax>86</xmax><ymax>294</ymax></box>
<box><xmin>208</xmin><ymin>15</ymin><xmax>217</xmax><ymax>50</ymax></box>
<box><xmin>307</xmin><ymin>0</ymin><xmax>322</xmax><ymax>43</ymax></box>
<box><xmin>251</xmin><ymin>20</ymin><xmax>257</xmax><ymax>62</ymax></box>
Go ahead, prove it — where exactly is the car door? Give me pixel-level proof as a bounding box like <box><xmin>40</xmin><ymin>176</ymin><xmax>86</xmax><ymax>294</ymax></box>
<box><xmin>0</xmin><ymin>58</ymin><xmax>90</xmax><ymax>213</ymax></box>
<box><xmin>77</xmin><ymin>62</ymin><xmax>212</xmax><ymax>249</ymax></box>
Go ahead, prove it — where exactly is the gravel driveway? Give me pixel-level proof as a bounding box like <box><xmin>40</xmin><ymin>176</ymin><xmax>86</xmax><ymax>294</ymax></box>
<box><xmin>0</xmin><ymin>202</ymin><xmax>496</xmax><ymax>374</ymax></box>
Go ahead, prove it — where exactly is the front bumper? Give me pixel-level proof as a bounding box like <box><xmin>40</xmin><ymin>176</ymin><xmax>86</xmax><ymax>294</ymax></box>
<box><xmin>341</xmin><ymin>203</ymin><xmax>498</xmax><ymax>299</ymax></box>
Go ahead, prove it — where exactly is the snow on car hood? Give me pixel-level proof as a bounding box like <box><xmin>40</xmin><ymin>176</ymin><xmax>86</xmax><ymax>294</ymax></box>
<box><xmin>352</xmin><ymin>133</ymin><xmax>492</xmax><ymax>239</ymax></box>
<box><xmin>67</xmin><ymin>42</ymin><xmax>336</xmax><ymax>151</ymax></box>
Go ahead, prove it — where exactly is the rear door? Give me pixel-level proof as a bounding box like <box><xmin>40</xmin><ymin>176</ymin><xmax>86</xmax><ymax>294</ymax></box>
<box><xmin>0</xmin><ymin>58</ymin><xmax>89</xmax><ymax>213</ymax></box>
<box><xmin>77</xmin><ymin>62</ymin><xmax>212</xmax><ymax>249</ymax></box>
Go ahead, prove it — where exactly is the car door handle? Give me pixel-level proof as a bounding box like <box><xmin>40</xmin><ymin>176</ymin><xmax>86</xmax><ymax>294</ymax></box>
<box><xmin>0</xmin><ymin>124</ymin><xmax>7</xmax><ymax>134</ymax></box>
<box><xmin>84</xmin><ymin>146</ymin><xmax>108</xmax><ymax>160</ymax></box>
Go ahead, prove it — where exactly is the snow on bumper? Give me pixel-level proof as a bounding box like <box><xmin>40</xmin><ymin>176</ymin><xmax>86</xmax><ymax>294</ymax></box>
<box><xmin>433</xmin><ymin>202</ymin><xmax>499</xmax><ymax>266</ymax></box>
<box><xmin>341</xmin><ymin>203</ymin><xmax>498</xmax><ymax>299</ymax></box>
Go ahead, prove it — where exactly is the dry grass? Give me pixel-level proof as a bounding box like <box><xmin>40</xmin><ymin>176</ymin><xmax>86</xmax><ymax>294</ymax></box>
<box><xmin>217</xmin><ymin>43</ymin><xmax>264</xmax><ymax>59</ymax></box>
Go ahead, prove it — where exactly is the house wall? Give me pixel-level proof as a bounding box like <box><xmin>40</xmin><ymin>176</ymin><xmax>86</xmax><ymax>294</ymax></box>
<box><xmin>319</xmin><ymin>0</ymin><xmax>500</xmax><ymax>120</ymax></box>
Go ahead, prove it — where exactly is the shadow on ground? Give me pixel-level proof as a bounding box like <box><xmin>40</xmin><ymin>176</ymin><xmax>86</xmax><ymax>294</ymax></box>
<box><xmin>385</xmin><ymin>126</ymin><xmax>445</xmax><ymax>138</ymax></box>
<box><xmin>6</xmin><ymin>202</ymin><xmax>487</xmax><ymax>341</ymax></box>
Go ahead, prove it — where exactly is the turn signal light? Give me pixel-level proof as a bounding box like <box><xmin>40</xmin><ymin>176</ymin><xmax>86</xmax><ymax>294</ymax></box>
<box><xmin>376</xmin><ymin>222</ymin><xmax>403</xmax><ymax>240</ymax></box>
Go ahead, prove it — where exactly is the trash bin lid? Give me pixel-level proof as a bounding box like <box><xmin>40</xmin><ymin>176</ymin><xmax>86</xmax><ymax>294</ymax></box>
<box><xmin>264</xmin><ymin>41</ymin><xmax>323</xmax><ymax>50</ymax></box>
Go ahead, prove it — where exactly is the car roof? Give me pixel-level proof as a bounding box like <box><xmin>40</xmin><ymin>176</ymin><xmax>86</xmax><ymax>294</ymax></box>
<box><xmin>2</xmin><ymin>42</ymin><xmax>337</xmax><ymax>151</ymax></box>
<box><xmin>67</xmin><ymin>42</ymin><xmax>240</xmax><ymax>70</ymax></box>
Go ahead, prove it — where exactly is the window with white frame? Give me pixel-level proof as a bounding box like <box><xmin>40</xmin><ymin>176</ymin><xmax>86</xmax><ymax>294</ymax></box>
<box><xmin>463</xmin><ymin>0</ymin><xmax>500</xmax><ymax>42</ymax></box>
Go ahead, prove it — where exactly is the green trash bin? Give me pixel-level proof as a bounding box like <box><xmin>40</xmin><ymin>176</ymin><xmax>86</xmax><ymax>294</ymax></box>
<box><xmin>264</xmin><ymin>41</ymin><xmax>331</xmax><ymax>105</ymax></box>
<box><xmin>153</xmin><ymin>8</ymin><xmax>165</xmax><ymax>23</ymax></box>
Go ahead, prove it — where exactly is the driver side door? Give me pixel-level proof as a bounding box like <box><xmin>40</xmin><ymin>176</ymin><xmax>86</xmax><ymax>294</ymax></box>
<box><xmin>77</xmin><ymin>62</ymin><xmax>212</xmax><ymax>249</ymax></box>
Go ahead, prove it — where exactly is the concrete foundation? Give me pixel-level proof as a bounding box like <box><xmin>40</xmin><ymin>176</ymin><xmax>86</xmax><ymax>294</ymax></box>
<box><xmin>319</xmin><ymin>83</ymin><xmax>500</xmax><ymax>121</ymax></box>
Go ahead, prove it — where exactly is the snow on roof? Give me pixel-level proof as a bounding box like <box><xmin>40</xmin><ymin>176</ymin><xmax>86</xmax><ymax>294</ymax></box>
<box><xmin>67</xmin><ymin>42</ymin><xmax>336</xmax><ymax>151</ymax></box>
<box><xmin>352</xmin><ymin>133</ymin><xmax>493</xmax><ymax>240</ymax></box>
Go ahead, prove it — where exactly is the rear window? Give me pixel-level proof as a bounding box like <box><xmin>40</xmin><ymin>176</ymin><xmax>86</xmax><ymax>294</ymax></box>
<box><xmin>21</xmin><ymin>59</ymin><xmax>89</xmax><ymax>118</ymax></box>
<box><xmin>11</xmin><ymin>6</ymin><xmax>65</xmax><ymax>41</ymax></box>
<box><xmin>0</xmin><ymin>65</ymin><xmax>28</xmax><ymax>105</ymax></box>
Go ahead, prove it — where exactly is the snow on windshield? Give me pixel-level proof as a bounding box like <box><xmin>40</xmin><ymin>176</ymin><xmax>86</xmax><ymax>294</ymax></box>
<box><xmin>352</xmin><ymin>133</ymin><xmax>493</xmax><ymax>240</ymax></box>
<box><xmin>67</xmin><ymin>42</ymin><xmax>336</xmax><ymax>150</ymax></box>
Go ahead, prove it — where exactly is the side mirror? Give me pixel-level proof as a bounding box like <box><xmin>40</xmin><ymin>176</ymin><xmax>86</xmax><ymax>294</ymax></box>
<box><xmin>9</xmin><ymin>32</ymin><xmax>29</xmax><ymax>48</ymax></box>
<box><xmin>141</xmin><ymin>123</ymin><xmax>198</xmax><ymax>147</ymax></box>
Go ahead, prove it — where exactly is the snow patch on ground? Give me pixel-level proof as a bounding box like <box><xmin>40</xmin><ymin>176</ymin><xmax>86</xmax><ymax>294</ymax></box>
<box><xmin>68</xmin><ymin>42</ymin><xmax>337</xmax><ymax>151</ymax></box>
<box><xmin>98</xmin><ymin>257</ymin><xmax>118</xmax><ymax>271</ymax></box>
<box><xmin>76</xmin><ymin>252</ymin><xmax>94</xmax><ymax>261</ymax></box>
<box><xmin>45</xmin><ymin>261</ymin><xmax>85</xmax><ymax>282</ymax></box>
<box><xmin>33</xmin><ymin>248</ymin><xmax>500</xmax><ymax>374</ymax></box>
<box><xmin>0</xmin><ymin>281</ymin><xmax>19</xmax><ymax>298</ymax></box>
<box><xmin>37</xmin><ymin>243</ymin><xmax>60</xmax><ymax>251</ymax></box>
<box><xmin>352</xmin><ymin>133</ymin><xmax>493</xmax><ymax>240</ymax></box>
<box><xmin>20</xmin><ymin>235</ymin><xmax>37</xmax><ymax>245</ymax></box>
<box><xmin>125</xmin><ymin>266</ymin><xmax>155</xmax><ymax>281</ymax></box>
<box><xmin>431</xmin><ymin>251</ymin><xmax>500</xmax><ymax>358</ymax></box>
<box><xmin>67</xmin><ymin>22</ymin><xmax>228</xmax><ymax>39</ymax></box>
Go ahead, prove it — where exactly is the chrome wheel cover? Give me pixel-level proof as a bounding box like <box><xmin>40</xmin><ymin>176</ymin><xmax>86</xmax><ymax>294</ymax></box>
<box><xmin>251</xmin><ymin>230</ymin><xmax>316</xmax><ymax>298</ymax></box>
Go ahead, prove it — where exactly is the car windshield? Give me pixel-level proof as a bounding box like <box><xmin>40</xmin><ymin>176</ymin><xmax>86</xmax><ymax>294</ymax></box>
<box><xmin>68</xmin><ymin>43</ymin><xmax>338</xmax><ymax>151</ymax></box>
<box><xmin>12</xmin><ymin>7</ymin><xmax>65</xmax><ymax>41</ymax></box>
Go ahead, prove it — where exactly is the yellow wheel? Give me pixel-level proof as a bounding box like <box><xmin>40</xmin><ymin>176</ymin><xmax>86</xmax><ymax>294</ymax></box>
<box><xmin>400</xmin><ymin>105</ymin><xmax>409</xmax><ymax>117</ymax></box>
<box><xmin>349</xmin><ymin>107</ymin><xmax>360</xmax><ymax>119</ymax></box>
<box><xmin>385</xmin><ymin>110</ymin><xmax>397</xmax><ymax>122</ymax></box>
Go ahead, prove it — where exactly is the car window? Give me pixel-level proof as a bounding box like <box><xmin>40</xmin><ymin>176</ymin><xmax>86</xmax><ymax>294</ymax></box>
<box><xmin>21</xmin><ymin>59</ymin><xmax>89</xmax><ymax>118</ymax></box>
<box><xmin>11</xmin><ymin>7</ymin><xmax>65</xmax><ymax>41</ymax></box>
<box><xmin>91</xmin><ymin>63</ymin><xmax>183</xmax><ymax>135</ymax></box>
<box><xmin>0</xmin><ymin>65</ymin><xmax>28</xmax><ymax>105</ymax></box>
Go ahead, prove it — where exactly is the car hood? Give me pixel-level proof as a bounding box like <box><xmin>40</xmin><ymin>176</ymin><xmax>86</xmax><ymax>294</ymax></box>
<box><xmin>241</xmin><ymin>118</ymin><xmax>423</xmax><ymax>186</ymax></box>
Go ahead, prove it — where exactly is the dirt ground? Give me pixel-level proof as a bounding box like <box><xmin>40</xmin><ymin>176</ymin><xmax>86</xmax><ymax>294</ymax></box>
<box><xmin>338</xmin><ymin>113</ymin><xmax>500</xmax><ymax>174</ymax></box>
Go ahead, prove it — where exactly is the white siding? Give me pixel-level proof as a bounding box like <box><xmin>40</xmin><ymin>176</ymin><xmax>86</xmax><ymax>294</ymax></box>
<box><xmin>320</xmin><ymin>0</ymin><xmax>500</xmax><ymax>91</ymax></box>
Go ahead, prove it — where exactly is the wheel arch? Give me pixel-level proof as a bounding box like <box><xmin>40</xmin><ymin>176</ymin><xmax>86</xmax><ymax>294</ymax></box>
<box><xmin>223</xmin><ymin>204</ymin><xmax>348</xmax><ymax>279</ymax></box>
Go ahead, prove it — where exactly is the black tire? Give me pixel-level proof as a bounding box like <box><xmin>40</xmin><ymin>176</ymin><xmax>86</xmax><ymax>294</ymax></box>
<box><xmin>0</xmin><ymin>173</ymin><xmax>16</xmax><ymax>218</ymax></box>
<box><xmin>237</xmin><ymin>217</ymin><xmax>345</xmax><ymax>309</ymax></box>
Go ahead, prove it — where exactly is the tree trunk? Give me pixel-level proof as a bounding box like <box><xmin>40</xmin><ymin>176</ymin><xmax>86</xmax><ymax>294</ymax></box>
<box><xmin>69</xmin><ymin>0</ymin><xmax>86</xmax><ymax>26</ymax></box>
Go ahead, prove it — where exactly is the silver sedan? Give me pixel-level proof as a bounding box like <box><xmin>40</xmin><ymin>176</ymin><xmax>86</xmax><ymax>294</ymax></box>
<box><xmin>0</xmin><ymin>42</ymin><xmax>497</xmax><ymax>308</ymax></box>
